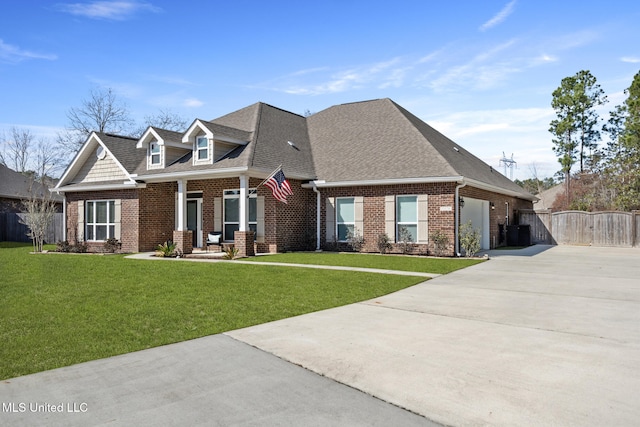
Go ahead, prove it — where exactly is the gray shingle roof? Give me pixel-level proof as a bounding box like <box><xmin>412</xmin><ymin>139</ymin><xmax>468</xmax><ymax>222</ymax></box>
<box><xmin>59</xmin><ymin>99</ymin><xmax>532</xmax><ymax>200</ymax></box>
<box><xmin>98</xmin><ymin>133</ymin><xmax>146</xmax><ymax>173</ymax></box>
<box><xmin>0</xmin><ymin>164</ymin><xmax>62</xmax><ymax>201</ymax></box>
<box><xmin>307</xmin><ymin>98</ymin><xmax>530</xmax><ymax>197</ymax></box>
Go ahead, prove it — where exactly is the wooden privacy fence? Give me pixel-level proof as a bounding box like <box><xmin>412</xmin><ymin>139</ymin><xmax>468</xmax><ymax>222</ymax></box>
<box><xmin>0</xmin><ymin>213</ymin><xmax>64</xmax><ymax>244</ymax></box>
<box><xmin>519</xmin><ymin>209</ymin><xmax>640</xmax><ymax>247</ymax></box>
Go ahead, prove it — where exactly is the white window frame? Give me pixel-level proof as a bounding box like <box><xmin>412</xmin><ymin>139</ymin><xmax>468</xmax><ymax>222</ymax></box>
<box><xmin>196</xmin><ymin>135</ymin><xmax>209</xmax><ymax>161</ymax></box>
<box><xmin>86</xmin><ymin>200</ymin><xmax>116</xmax><ymax>241</ymax></box>
<box><xmin>396</xmin><ymin>195</ymin><xmax>418</xmax><ymax>243</ymax></box>
<box><xmin>149</xmin><ymin>142</ymin><xmax>161</xmax><ymax>166</ymax></box>
<box><xmin>336</xmin><ymin>197</ymin><xmax>355</xmax><ymax>242</ymax></box>
<box><xmin>223</xmin><ymin>189</ymin><xmax>257</xmax><ymax>241</ymax></box>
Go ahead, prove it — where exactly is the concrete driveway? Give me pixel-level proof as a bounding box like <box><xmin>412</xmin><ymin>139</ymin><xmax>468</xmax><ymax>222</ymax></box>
<box><xmin>229</xmin><ymin>245</ymin><xmax>640</xmax><ymax>426</ymax></box>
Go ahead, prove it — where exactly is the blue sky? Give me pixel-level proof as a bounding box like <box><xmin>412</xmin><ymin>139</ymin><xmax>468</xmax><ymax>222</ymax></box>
<box><xmin>1</xmin><ymin>0</ymin><xmax>639</xmax><ymax>179</ymax></box>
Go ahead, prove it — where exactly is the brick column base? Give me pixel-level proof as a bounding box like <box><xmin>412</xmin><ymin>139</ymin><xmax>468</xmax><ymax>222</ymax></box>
<box><xmin>234</xmin><ymin>231</ymin><xmax>255</xmax><ymax>258</ymax></box>
<box><xmin>173</xmin><ymin>230</ymin><xmax>193</xmax><ymax>255</ymax></box>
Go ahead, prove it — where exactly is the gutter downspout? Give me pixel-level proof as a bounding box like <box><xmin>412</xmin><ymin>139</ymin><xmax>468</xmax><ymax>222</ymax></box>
<box><xmin>455</xmin><ymin>180</ymin><xmax>467</xmax><ymax>256</ymax></box>
<box><xmin>312</xmin><ymin>183</ymin><xmax>321</xmax><ymax>251</ymax></box>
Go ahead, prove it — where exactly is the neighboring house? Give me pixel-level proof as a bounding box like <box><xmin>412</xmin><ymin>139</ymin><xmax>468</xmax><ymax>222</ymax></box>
<box><xmin>53</xmin><ymin>98</ymin><xmax>535</xmax><ymax>256</ymax></box>
<box><xmin>0</xmin><ymin>164</ymin><xmax>63</xmax><ymax>243</ymax></box>
<box><xmin>0</xmin><ymin>164</ymin><xmax>62</xmax><ymax>213</ymax></box>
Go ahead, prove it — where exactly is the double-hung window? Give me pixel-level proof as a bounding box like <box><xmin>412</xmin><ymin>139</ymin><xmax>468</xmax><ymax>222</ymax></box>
<box><xmin>150</xmin><ymin>142</ymin><xmax>161</xmax><ymax>166</ymax></box>
<box><xmin>86</xmin><ymin>200</ymin><xmax>115</xmax><ymax>241</ymax></box>
<box><xmin>397</xmin><ymin>195</ymin><xmax>418</xmax><ymax>242</ymax></box>
<box><xmin>223</xmin><ymin>189</ymin><xmax>257</xmax><ymax>241</ymax></box>
<box><xmin>196</xmin><ymin>136</ymin><xmax>208</xmax><ymax>161</ymax></box>
<box><xmin>336</xmin><ymin>198</ymin><xmax>355</xmax><ymax>241</ymax></box>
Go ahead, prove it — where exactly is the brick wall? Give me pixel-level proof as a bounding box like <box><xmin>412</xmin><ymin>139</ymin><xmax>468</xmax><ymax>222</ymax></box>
<box><xmin>65</xmin><ymin>189</ymin><xmax>140</xmax><ymax>252</ymax></box>
<box><xmin>318</xmin><ymin>183</ymin><xmax>533</xmax><ymax>256</ymax></box>
<box><xmin>251</xmin><ymin>178</ymin><xmax>315</xmax><ymax>253</ymax></box>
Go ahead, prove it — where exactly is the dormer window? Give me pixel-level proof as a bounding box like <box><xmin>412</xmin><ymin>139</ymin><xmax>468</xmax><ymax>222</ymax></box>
<box><xmin>196</xmin><ymin>136</ymin><xmax>209</xmax><ymax>161</ymax></box>
<box><xmin>150</xmin><ymin>142</ymin><xmax>161</xmax><ymax>165</ymax></box>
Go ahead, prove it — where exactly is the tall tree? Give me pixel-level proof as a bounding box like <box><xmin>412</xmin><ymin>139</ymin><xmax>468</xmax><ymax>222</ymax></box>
<box><xmin>603</xmin><ymin>70</ymin><xmax>640</xmax><ymax>210</ymax></box>
<box><xmin>549</xmin><ymin>70</ymin><xmax>607</xmax><ymax>201</ymax></box>
<box><xmin>57</xmin><ymin>87</ymin><xmax>135</xmax><ymax>158</ymax></box>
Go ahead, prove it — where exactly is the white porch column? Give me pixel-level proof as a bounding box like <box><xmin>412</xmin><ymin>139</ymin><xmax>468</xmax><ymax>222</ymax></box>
<box><xmin>177</xmin><ymin>179</ymin><xmax>186</xmax><ymax>231</ymax></box>
<box><xmin>239</xmin><ymin>175</ymin><xmax>248</xmax><ymax>232</ymax></box>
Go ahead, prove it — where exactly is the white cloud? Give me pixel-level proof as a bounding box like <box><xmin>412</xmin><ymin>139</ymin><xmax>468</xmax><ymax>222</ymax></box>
<box><xmin>0</xmin><ymin>39</ymin><xmax>57</xmax><ymax>63</ymax></box>
<box><xmin>621</xmin><ymin>56</ymin><xmax>640</xmax><ymax>63</ymax></box>
<box><xmin>183</xmin><ymin>98</ymin><xmax>204</xmax><ymax>108</ymax></box>
<box><xmin>269</xmin><ymin>58</ymin><xmax>406</xmax><ymax>95</ymax></box>
<box><xmin>56</xmin><ymin>1</ymin><xmax>161</xmax><ymax>21</ymax></box>
<box><xmin>479</xmin><ymin>0</ymin><xmax>517</xmax><ymax>32</ymax></box>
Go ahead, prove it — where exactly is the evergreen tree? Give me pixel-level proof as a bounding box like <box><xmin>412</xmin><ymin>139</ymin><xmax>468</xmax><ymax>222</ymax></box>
<box><xmin>603</xmin><ymin>71</ymin><xmax>640</xmax><ymax>210</ymax></box>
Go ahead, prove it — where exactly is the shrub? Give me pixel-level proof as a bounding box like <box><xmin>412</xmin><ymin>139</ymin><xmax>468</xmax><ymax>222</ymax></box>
<box><xmin>398</xmin><ymin>226</ymin><xmax>414</xmax><ymax>254</ymax></box>
<box><xmin>103</xmin><ymin>238</ymin><xmax>121</xmax><ymax>253</ymax></box>
<box><xmin>430</xmin><ymin>230</ymin><xmax>450</xmax><ymax>257</ymax></box>
<box><xmin>346</xmin><ymin>227</ymin><xmax>364</xmax><ymax>252</ymax></box>
<box><xmin>56</xmin><ymin>241</ymin><xmax>88</xmax><ymax>253</ymax></box>
<box><xmin>459</xmin><ymin>221</ymin><xmax>481</xmax><ymax>258</ymax></box>
<box><xmin>222</xmin><ymin>246</ymin><xmax>239</xmax><ymax>260</ymax></box>
<box><xmin>377</xmin><ymin>233</ymin><xmax>392</xmax><ymax>254</ymax></box>
<box><xmin>155</xmin><ymin>241</ymin><xmax>177</xmax><ymax>258</ymax></box>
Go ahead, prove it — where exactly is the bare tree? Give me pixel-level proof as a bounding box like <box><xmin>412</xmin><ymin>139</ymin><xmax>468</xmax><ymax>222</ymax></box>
<box><xmin>58</xmin><ymin>87</ymin><xmax>135</xmax><ymax>157</ymax></box>
<box><xmin>20</xmin><ymin>179</ymin><xmax>58</xmax><ymax>252</ymax></box>
<box><xmin>133</xmin><ymin>108</ymin><xmax>189</xmax><ymax>136</ymax></box>
<box><xmin>0</xmin><ymin>127</ymin><xmax>35</xmax><ymax>173</ymax></box>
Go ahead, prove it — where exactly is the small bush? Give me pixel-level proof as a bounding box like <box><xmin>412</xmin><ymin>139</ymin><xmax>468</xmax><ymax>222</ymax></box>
<box><xmin>398</xmin><ymin>226</ymin><xmax>414</xmax><ymax>254</ymax></box>
<box><xmin>222</xmin><ymin>246</ymin><xmax>239</xmax><ymax>260</ymax></box>
<box><xmin>430</xmin><ymin>230</ymin><xmax>450</xmax><ymax>257</ymax></box>
<box><xmin>103</xmin><ymin>238</ymin><xmax>121</xmax><ymax>253</ymax></box>
<box><xmin>459</xmin><ymin>221</ymin><xmax>481</xmax><ymax>258</ymax></box>
<box><xmin>377</xmin><ymin>233</ymin><xmax>392</xmax><ymax>254</ymax></box>
<box><xmin>56</xmin><ymin>241</ymin><xmax>88</xmax><ymax>253</ymax></box>
<box><xmin>156</xmin><ymin>241</ymin><xmax>177</xmax><ymax>258</ymax></box>
<box><xmin>346</xmin><ymin>227</ymin><xmax>365</xmax><ymax>252</ymax></box>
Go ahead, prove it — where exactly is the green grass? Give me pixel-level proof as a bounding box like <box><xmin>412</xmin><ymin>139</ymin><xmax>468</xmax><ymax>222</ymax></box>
<box><xmin>0</xmin><ymin>243</ymin><xmax>431</xmax><ymax>380</ymax></box>
<box><xmin>248</xmin><ymin>251</ymin><xmax>484</xmax><ymax>274</ymax></box>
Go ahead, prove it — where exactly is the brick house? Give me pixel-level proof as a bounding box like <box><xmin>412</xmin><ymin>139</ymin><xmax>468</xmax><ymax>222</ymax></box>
<box><xmin>54</xmin><ymin>98</ymin><xmax>535</xmax><ymax>256</ymax></box>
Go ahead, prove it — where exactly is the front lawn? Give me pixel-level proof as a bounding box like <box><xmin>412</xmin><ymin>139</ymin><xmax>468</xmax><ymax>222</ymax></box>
<box><xmin>249</xmin><ymin>252</ymin><xmax>484</xmax><ymax>274</ymax></box>
<box><xmin>0</xmin><ymin>243</ymin><xmax>426</xmax><ymax>380</ymax></box>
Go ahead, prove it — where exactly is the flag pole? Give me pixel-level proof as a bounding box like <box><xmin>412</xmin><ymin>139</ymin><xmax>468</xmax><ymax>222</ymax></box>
<box><xmin>256</xmin><ymin>164</ymin><xmax>282</xmax><ymax>189</ymax></box>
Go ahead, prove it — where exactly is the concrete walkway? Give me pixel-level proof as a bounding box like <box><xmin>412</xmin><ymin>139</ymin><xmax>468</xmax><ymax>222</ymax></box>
<box><xmin>2</xmin><ymin>245</ymin><xmax>639</xmax><ymax>426</ymax></box>
<box><xmin>125</xmin><ymin>252</ymin><xmax>441</xmax><ymax>278</ymax></box>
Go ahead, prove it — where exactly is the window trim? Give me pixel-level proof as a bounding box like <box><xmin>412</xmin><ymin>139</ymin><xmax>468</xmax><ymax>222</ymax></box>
<box><xmin>223</xmin><ymin>189</ymin><xmax>257</xmax><ymax>241</ymax></box>
<box><xmin>85</xmin><ymin>200</ymin><xmax>116</xmax><ymax>241</ymax></box>
<box><xmin>335</xmin><ymin>197</ymin><xmax>355</xmax><ymax>242</ymax></box>
<box><xmin>195</xmin><ymin>135</ymin><xmax>209</xmax><ymax>162</ymax></box>
<box><xmin>149</xmin><ymin>142</ymin><xmax>161</xmax><ymax>166</ymax></box>
<box><xmin>396</xmin><ymin>195</ymin><xmax>418</xmax><ymax>243</ymax></box>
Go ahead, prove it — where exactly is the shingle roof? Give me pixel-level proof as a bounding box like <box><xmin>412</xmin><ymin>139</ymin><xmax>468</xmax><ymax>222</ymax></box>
<box><xmin>58</xmin><ymin>99</ymin><xmax>533</xmax><ymax>200</ymax></box>
<box><xmin>307</xmin><ymin>98</ymin><xmax>530</xmax><ymax>197</ymax></box>
<box><xmin>0</xmin><ymin>164</ymin><xmax>62</xmax><ymax>201</ymax></box>
<box><xmin>98</xmin><ymin>133</ymin><xmax>146</xmax><ymax>173</ymax></box>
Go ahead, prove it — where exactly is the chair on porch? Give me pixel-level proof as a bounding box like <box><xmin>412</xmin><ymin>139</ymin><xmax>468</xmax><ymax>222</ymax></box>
<box><xmin>205</xmin><ymin>232</ymin><xmax>223</xmax><ymax>252</ymax></box>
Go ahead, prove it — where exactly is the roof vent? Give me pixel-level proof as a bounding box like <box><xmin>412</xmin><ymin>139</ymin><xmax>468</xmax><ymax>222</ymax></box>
<box><xmin>287</xmin><ymin>140</ymin><xmax>300</xmax><ymax>151</ymax></box>
<box><xmin>453</xmin><ymin>147</ymin><xmax>459</xmax><ymax>152</ymax></box>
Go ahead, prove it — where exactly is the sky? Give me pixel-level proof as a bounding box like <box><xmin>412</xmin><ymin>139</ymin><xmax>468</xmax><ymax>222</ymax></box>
<box><xmin>1</xmin><ymin>0</ymin><xmax>639</xmax><ymax>180</ymax></box>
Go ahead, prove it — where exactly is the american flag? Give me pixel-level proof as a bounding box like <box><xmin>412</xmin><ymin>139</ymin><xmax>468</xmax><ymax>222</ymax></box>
<box><xmin>264</xmin><ymin>168</ymin><xmax>293</xmax><ymax>203</ymax></box>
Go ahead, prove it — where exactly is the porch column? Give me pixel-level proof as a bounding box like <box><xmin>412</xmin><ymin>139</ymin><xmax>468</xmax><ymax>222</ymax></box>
<box><xmin>177</xmin><ymin>179</ymin><xmax>186</xmax><ymax>231</ymax></box>
<box><xmin>239</xmin><ymin>175</ymin><xmax>248</xmax><ymax>232</ymax></box>
<box><xmin>234</xmin><ymin>175</ymin><xmax>254</xmax><ymax>257</ymax></box>
<box><xmin>174</xmin><ymin>179</ymin><xmax>192</xmax><ymax>254</ymax></box>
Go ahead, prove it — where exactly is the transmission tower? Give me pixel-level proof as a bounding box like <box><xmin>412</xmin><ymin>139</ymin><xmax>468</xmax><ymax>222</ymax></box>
<box><xmin>499</xmin><ymin>152</ymin><xmax>517</xmax><ymax>180</ymax></box>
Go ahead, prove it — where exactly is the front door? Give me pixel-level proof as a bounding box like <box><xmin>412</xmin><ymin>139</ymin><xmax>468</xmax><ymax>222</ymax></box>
<box><xmin>186</xmin><ymin>199</ymin><xmax>201</xmax><ymax>248</ymax></box>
